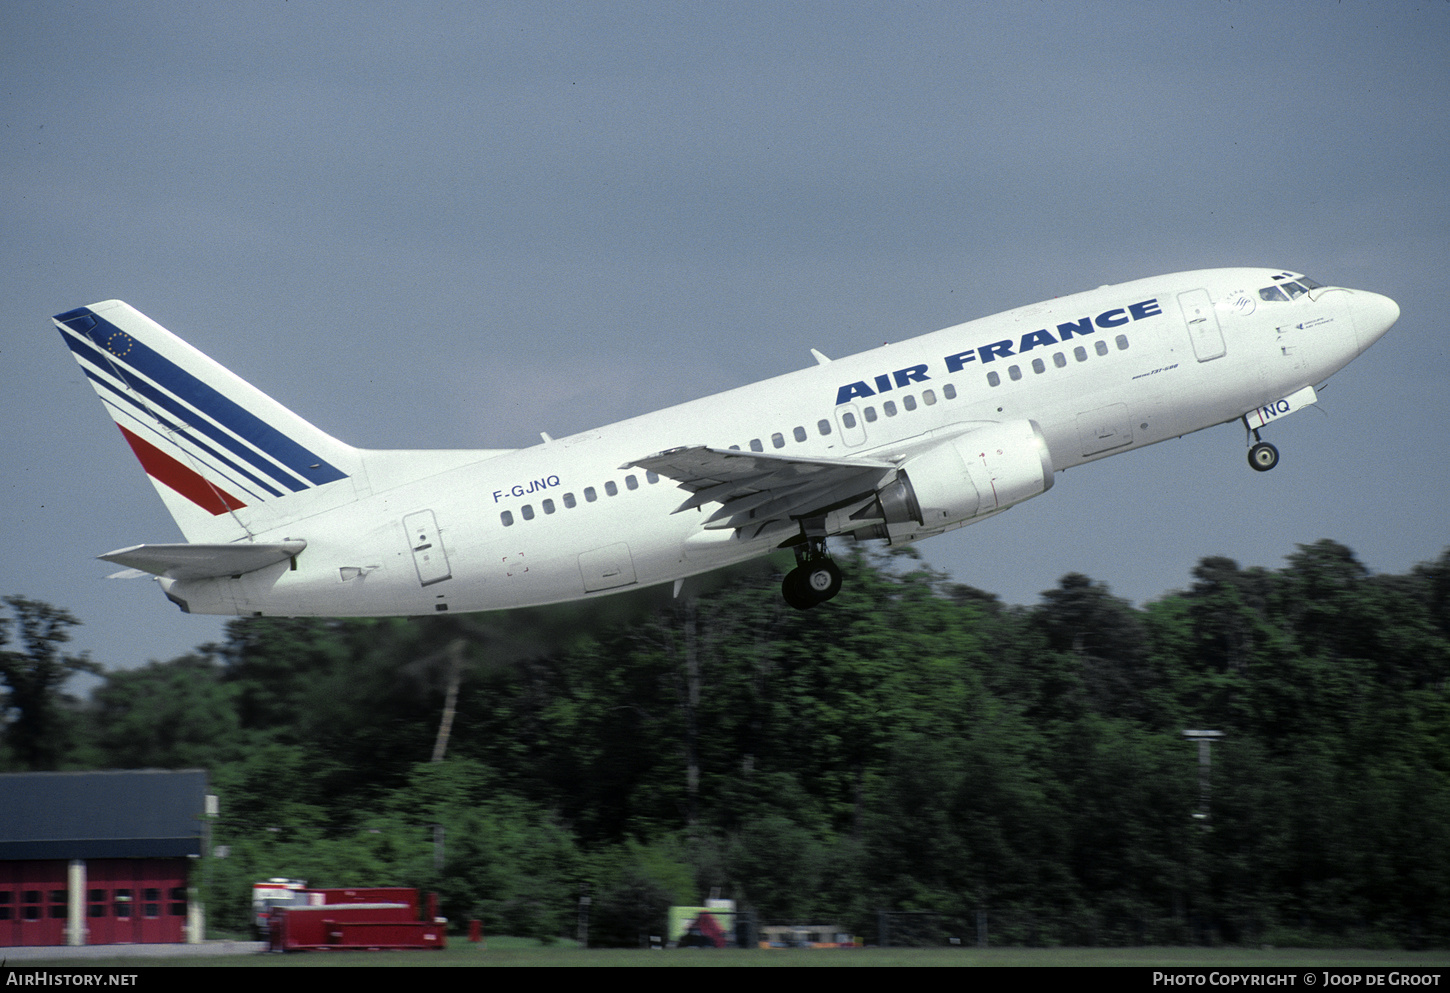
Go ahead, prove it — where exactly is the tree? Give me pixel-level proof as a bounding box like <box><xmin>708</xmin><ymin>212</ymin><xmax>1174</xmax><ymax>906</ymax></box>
<box><xmin>0</xmin><ymin>596</ymin><xmax>99</xmax><ymax>769</ymax></box>
<box><xmin>90</xmin><ymin>652</ymin><xmax>241</xmax><ymax>769</ymax></box>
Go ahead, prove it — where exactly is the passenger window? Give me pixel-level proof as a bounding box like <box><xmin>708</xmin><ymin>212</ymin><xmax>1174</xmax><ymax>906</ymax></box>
<box><xmin>564</xmin><ymin>492</ymin><xmax>577</xmax><ymax>509</ymax></box>
<box><xmin>646</xmin><ymin>471</ymin><xmax>659</xmax><ymax>483</ymax></box>
<box><xmin>501</xmin><ymin>511</ymin><xmax>514</xmax><ymax>526</ymax></box>
<box><xmin>793</xmin><ymin>426</ymin><xmax>807</xmax><ymax>442</ymax></box>
<box><xmin>943</xmin><ymin>384</ymin><xmax>956</xmax><ymax>400</ymax></box>
<box><xmin>542</xmin><ymin>499</ymin><xmax>555</xmax><ymax>514</ymax></box>
<box><xmin>625</xmin><ymin>475</ymin><xmax>638</xmax><ymax>490</ymax></box>
<box><xmin>729</xmin><ymin>445</ymin><xmax>740</xmax><ymax>450</ymax></box>
<box><xmin>1074</xmin><ymin>346</ymin><xmax>1088</xmax><ymax>362</ymax></box>
<box><xmin>750</xmin><ymin>438</ymin><xmax>764</xmax><ymax>452</ymax></box>
<box><xmin>1053</xmin><ymin>352</ymin><xmax>1067</xmax><ymax>368</ymax></box>
<box><xmin>1008</xmin><ymin>365</ymin><xmax>1022</xmax><ymax>381</ymax></box>
<box><xmin>522</xmin><ymin>505</ymin><xmax>535</xmax><ymax>521</ymax></box>
<box><xmin>817</xmin><ymin>419</ymin><xmax>832</xmax><ymax>435</ymax></box>
<box><xmin>771</xmin><ymin>432</ymin><xmax>785</xmax><ymax>449</ymax></box>
<box><xmin>903</xmin><ymin>395</ymin><xmax>917</xmax><ymax>411</ymax></box>
<box><xmin>1115</xmin><ymin>335</ymin><xmax>1128</xmax><ymax>351</ymax></box>
<box><xmin>987</xmin><ymin>371</ymin><xmax>1000</xmax><ymax>387</ymax></box>
<box><xmin>884</xmin><ymin>401</ymin><xmax>897</xmax><ymax>416</ymax></box>
<box><xmin>923</xmin><ymin>390</ymin><xmax>936</xmax><ymax>405</ymax></box>
<box><xmin>864</xmin><ymin>406</ymin><xmax>877</xmax><ymax>422</ymax></box>
<box><xmin>585</xmin><ymin>487</ymin><xmax>597</xmax><ymax>502</ymax></box>
<box><xmin>1031</xmin><ymin>358</ymin><xmax>1045</xmax><ymax>374</ymax></box>
<box><xmin>605</xmin><ymin>480</ymin><xmax>618</xmax><ymax>496</ymax></box>
<box><xmin>842</xmin><ymin>411</ymin><xmax>857</xmax><ymax>428</ymax></box>
<box><xmin>1095</xmin><ymin>340</ymin><xmax>1108</xmax><ymax>356</ymax></box>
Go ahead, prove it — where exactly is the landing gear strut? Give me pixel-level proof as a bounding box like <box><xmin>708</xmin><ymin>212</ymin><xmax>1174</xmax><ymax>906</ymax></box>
<box><xmin>781</xmin><ymin>527</ymin><xmax>842</xmax><ymax>610</ymax></box>
<box><xmin>1245</xmin><ymin>426</ymin><xmax>1279</xmax><ymax>473</ymax></box>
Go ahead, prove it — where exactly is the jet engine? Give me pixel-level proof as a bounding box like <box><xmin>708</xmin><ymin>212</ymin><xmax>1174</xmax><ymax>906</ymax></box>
<box><xmin>852</xmin><ymin>419</ymin><xmax>1055</xmax><ymax>541</ymax></box>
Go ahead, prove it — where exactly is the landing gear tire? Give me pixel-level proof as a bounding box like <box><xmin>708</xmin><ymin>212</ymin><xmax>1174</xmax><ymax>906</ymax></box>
<box><xmin>782</xmin><ymin>559</ymin><xmax>842</xmax><ymax>610</ymax></box>
<box><xmin>1248</xmin><ymin>441</ymin><xmax>1279</xmax><ymax>472</ymax></box>
<box><xmin>803</xmin><ymin>559</ymin><xmax>843</xmax><ymax>602</ymax></box>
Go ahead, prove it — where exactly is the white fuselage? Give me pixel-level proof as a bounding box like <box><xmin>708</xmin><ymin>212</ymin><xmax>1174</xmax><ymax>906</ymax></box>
<box><xmin>163</xmin><ymin>268</ymin><xmax>1398</xmax><ymax>616</ymax></box>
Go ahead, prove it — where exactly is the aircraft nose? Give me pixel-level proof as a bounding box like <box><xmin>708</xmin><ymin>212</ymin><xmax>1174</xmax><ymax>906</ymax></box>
<box><xmin>1350</xmin><ymin>289</ymin><xmax>1400</xmax><ymax>346</ymax></box>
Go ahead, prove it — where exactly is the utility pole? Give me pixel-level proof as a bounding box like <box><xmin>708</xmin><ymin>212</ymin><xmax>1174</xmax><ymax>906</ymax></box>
<box><xmin>1181</xmin><ymin>730</ymin><xmax>1224</xmax><ymax>823</ymax></box>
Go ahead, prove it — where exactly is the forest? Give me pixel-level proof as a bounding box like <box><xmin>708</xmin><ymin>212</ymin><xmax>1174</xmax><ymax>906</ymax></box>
<box><xmin>2</xmin><ymin>538</ymin><xmax>1448</xmax><ymax>948</ymax></box>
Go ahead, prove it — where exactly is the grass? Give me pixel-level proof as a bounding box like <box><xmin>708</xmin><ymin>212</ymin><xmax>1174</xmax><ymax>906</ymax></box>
<box><xmin>13</xmin><ymin>943</ymin><xmax>1450</xmax><ymax>968</ymax></box>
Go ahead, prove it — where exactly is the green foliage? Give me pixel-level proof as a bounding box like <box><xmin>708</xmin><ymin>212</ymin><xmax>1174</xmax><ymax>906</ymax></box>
<box><xmin>87</xmin><ymin>652</ymin><xmax>242</xmax><ymax>768</ymax></box>
<box><xmin>0</xmin><ymin>595</ymin><xmax>99</xmax><ymax>769</ymax></box>
<box><xmin>37</xmin><ymin>538</ymin><xmax>1450</xmax><ymax>947</ymax></box>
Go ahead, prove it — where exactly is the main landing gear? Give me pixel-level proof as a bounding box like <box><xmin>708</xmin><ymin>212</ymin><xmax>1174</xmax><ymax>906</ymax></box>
<box><xmin>1246</xmin><ymin>426</ymin><xmax>1279</xmax><ymax>473</ymax></box>
<box><xmin>781</xmin><ymin>532</ymin><xmax>842</xmax><ymax>610</ymax></box>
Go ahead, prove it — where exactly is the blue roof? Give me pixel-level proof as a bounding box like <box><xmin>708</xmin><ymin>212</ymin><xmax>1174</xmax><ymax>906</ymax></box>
<box><xmin>0</xmin><ymin>770</ymin><xmax>208</xmax><ymax>860</ymax></box>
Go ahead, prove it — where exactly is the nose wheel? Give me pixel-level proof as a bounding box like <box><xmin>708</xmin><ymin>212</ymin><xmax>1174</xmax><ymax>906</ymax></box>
<box><xmin>1245</xmin><ymin>425</ymin><xmax>1280</xmax><ymax>472</ymax></box>
<box><xmin>1248</xmin><ymin>441</ymin><xmax>1279</xmax><ymax>472</ymax></box>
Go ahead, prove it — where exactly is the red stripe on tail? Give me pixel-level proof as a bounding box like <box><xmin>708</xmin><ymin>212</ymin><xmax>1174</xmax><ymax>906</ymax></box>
<box><xmin>118</xmin><ymin>425</ymin><xmax>247</xmax><ymax>515</ymax></box>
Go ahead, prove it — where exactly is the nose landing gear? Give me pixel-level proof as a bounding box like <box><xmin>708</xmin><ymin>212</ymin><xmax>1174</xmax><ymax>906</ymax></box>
<box><xmin>1245</xmin><ymin>425</ymin><xmax>1279</xmax><ymax>472</ymax></box>
<box><xmin>1248</xmin><ymin>440</ymin><xmax>1279</xmax><ymax>472</ymax></box>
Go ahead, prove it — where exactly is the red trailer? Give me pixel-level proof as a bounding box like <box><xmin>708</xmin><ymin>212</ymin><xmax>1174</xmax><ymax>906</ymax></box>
<box><xmin>267</xmin><ymin>890</ymin><xmax>446</xmax><ymax>952</ymax></box>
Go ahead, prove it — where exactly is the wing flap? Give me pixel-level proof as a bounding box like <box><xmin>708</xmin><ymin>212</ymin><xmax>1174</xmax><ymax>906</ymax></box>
<box><xmin>626</xmin><ymin>446</ymin><xmax>895</xmax><ymax>534</ymax></box>
<box><xmin>98</xmin><ymin>540</ymin><xmax>307</xmax><ymax>581</ymax></box>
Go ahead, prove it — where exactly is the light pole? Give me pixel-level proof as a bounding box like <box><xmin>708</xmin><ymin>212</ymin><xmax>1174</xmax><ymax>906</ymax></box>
<box><xmin>1182</xmin><ymin>729</ymin><xmax>1224</xmax><ymax>823</ymax></box>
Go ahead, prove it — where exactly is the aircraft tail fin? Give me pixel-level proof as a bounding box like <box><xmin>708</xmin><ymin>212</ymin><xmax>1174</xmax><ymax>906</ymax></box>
<box><xmin>52</xmin><ymin>300</ymin><xmax>362</xmax><ymax>544</ymax></box>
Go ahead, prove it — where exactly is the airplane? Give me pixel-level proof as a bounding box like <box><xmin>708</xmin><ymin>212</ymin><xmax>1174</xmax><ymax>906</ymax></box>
<box><xmin>50</xmin><ymin>268</ymin><xmax>1399</xmax><ymax>615</ymax></box>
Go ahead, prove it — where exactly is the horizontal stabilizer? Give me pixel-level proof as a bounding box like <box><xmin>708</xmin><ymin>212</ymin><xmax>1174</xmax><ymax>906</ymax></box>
<box><xmin>98</xmin><ymin>541</ymin><xmax>307</xmax><ymax>581</ymax></box>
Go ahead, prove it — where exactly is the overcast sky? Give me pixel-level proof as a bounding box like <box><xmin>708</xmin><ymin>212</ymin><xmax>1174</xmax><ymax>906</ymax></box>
<box><xmin>4</xmin><ymin>1</ymin><xmax>1447</xmax><ymax>676</ymax></box>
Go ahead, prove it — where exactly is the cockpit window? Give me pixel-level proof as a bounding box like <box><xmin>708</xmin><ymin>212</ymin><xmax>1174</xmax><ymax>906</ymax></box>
<box><xmin>1259</xmin><ymin>275</ymin><xmax>1324</xmax><ymax>301</ymax></box>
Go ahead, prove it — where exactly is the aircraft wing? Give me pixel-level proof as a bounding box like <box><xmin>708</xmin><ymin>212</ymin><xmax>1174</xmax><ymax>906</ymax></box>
<box><xmin>98</xmin><ymin>541</ymin><xmax>307</xmax><ymax>581</ymax></box>
<box><xmin>625</xmin><ymin>446</ymin><xmax>895</xmax><ymax>535</ymax></box>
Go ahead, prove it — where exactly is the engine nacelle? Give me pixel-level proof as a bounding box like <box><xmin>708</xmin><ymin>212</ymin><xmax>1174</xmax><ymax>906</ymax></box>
<box><xmin>855</xmin><ymin>419</ymin><xmax>1054</xmax><ymax>540</ymax></box>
